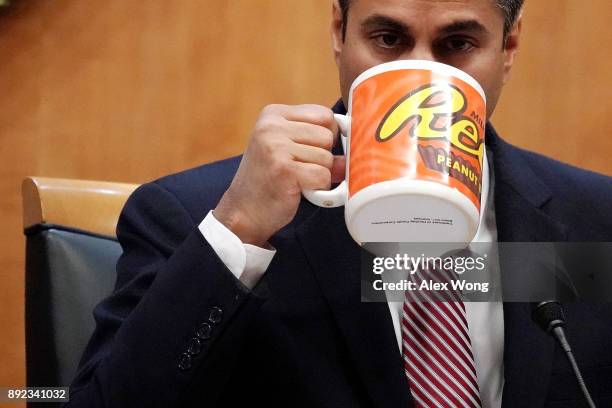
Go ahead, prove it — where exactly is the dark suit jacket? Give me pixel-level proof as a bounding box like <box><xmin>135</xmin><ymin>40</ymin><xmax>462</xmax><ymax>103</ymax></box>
<box><xmin>67</xmin><ymin>102</ymin><xmax>612</xmax><ymax>407</ymax></box>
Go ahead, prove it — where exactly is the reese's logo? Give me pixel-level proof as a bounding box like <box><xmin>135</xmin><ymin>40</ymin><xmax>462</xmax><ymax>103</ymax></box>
<box><xmin>375</xmin><ymin>83</ymin><xmax>484</xmax><ymax>168</ymax></box>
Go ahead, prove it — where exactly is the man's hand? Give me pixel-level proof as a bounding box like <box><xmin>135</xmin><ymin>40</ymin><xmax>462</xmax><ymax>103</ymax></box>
<box><xmin>214</xmin><ymin>104</ymin><xmax>345</xmax><ymax>247</ymax></box>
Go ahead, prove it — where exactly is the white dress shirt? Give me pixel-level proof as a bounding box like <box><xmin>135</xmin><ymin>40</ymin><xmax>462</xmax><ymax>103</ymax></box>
<box><xmin>198</xmin><ymin>153</ymin><xmax>504</xmax><ymax>408</ymax></box>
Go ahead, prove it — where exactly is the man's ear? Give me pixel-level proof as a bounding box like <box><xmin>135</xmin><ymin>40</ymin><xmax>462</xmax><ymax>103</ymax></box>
<box><xmin>331</xmin><ymin>0</ymin><xmax>344</xmax><ymax>67</ymax></box>
<box><xmin>502</xmin><ymin>10</ymin><xmax>523</xmax><ymax>84</ymax></box>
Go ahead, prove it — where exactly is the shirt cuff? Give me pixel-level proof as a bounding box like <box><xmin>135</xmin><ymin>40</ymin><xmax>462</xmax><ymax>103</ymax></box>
<box><xmin>198</xmin><ymin>210</ymin><xmax>276</xmax><ymax>289</ymax></box>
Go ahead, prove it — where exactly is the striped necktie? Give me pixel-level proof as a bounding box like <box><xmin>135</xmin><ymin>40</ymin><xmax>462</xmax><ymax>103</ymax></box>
<box><xmin>401</xmin><ymin>266</ymin><xmax>482</xmax><ymax>408</ymax></box>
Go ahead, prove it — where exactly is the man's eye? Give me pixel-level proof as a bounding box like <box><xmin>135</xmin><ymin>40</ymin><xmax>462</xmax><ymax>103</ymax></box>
<box><xmin>374</xmin><ymin>33</ymin><xmax>403</xmax><ymax>48</ymax></box>
<box><xmin>443</xmin><ymin>38</ymin><xmax>475</xmax><ymax>52</ymax></box>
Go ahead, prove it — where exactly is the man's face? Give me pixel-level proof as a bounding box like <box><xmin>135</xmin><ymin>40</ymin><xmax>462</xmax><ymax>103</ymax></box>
<box><xmin>331</xmin><ymin>0</ymin><xmax>521</xmax><ymax>119</ymax></box>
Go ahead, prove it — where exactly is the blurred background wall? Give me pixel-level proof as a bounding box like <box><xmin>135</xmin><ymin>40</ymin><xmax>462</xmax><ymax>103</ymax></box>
<box><xmin>0</xmin><ymin>0</ymin><xmax>610</xmax><ymax>402</ymax></box>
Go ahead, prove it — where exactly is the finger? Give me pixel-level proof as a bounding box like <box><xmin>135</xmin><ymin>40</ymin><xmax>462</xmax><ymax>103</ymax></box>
<box><xmin>288</xmin><ymin>121</ymin><xmax>336</xmax><ymax>150</ymax></box>
<box><xmin>290</xmin><ymin>143</ymin><xmax>334</xmax><ymax>169</ymax></box>
<box><xmin>294</xmin><ymin>162</ymin><xmax>331</xmax><ymax>191</ymax></box>
<box><xmin>331</xmin><ymin>155</ymin><xmax>346</xmax><ymax>183</ymax></box>
<box><xmin>267</xmin><ymin>104</ymin><xmax>339</xmax><ymax>134</ymax></box>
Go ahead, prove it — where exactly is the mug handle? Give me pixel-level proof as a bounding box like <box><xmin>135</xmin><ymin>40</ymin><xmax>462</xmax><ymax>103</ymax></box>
<box><xmin>302</xmin><ymin>114</ymin><xmax>350</xmax><ymax>208</ymax></box>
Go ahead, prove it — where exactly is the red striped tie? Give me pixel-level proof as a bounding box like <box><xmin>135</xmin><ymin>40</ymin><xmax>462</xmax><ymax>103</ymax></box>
<box><xmin>401</xmin><ymin>268</ymin><xmax>482</xmax><ymax>408</ymax></box>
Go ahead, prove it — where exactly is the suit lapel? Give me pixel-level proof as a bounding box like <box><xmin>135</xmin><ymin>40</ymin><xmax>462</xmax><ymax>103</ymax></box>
<box><xmin>295</xmin><ymin>204</ymin><xmax>413</xmax><ymax>408</ymax></box>
<box><xmin>487</xmin><ymin>128</ymin><xmax>568</xmax><ymax>407</ymax></box>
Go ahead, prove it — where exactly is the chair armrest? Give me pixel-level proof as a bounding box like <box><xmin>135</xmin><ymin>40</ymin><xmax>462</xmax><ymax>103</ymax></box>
<box><xmin>22</xmin><ymin>177</ymin><xmax>139</xmax><ymax>238</ymax></box>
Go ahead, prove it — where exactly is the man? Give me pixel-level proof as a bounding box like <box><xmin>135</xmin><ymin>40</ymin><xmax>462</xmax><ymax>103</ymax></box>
<box><xmin>67</xmin><ymin>0</ymin><xmax>612</xmax><ymax>407</ymax></box>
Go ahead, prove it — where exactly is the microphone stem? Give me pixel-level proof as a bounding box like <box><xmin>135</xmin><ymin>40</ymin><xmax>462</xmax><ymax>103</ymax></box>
<box><xmin>552</xmin><ymin>327</ymin><xmax>596</xmax><ymax>408</ymax></box>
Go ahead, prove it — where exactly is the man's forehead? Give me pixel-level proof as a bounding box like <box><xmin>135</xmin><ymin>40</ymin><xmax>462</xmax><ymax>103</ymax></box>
<box><xmin>350</xmin><ymin>0</ymin><xmax>497</xmax><ymax>8</ymax></box>
<box><xmin>349</xmin><ymin>0</ymin><xmax>504</xmax><ymax>33</ymax></box>
<box><xmin>349</xmin><ymin>0</ymin><xmax>501</xmax><ymax>19</ymax></box>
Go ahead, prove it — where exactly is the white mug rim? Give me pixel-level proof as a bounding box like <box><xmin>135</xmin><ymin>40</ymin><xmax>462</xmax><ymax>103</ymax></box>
<box><xmin>346</xmin><ymin>59</ymin><xmax>486</xmax><ymax>115</ymax></box>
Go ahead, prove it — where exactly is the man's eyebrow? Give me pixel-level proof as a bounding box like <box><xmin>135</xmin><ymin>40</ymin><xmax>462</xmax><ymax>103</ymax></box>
<box><xmin>361</xmin><ymin>15</ymin><xmax>411</xmax><ymax>34</ymax></box>
<box><xmin>440</xmin><ymin>20</ymin><xmax>490</xmax><ymax>35</ymax></box>
<box><xmin>361</xmin><ymin>16</ymin><xmax>490</xmax><ymax>37</ymax></box>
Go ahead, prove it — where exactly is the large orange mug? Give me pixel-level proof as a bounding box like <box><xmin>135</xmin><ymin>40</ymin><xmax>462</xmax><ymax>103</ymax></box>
<box><xmin>303</xmin><ymin>60</ymin><xmax>488</xmax><ymax>244</ymax></box>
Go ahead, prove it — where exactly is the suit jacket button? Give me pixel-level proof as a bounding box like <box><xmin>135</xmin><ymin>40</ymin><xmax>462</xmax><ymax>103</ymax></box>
<box><xmin>208</xmin><ymin>306</ymin><xmax>223</xmax><ymax>324</ymax></box>
<box><xmin>178</xmin><ymin>353</ymin><xmax>192</xmax><ymax>371</ymax></box>
<box><xmin>187</xmin><ymin>337</ymin><xmax>202</xmax><ymax>355</ymax></box>
<box><xmin>196</xmin><ymin>323</ymin><xmax>212</xmax><ymax>340</ymax></box>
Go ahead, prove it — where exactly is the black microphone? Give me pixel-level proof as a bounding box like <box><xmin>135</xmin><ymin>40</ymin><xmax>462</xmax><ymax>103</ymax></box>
<box><xmin>531</xmin><ymin>301</ymin><xmax>596</xmax><ymax>408</ymax></box>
